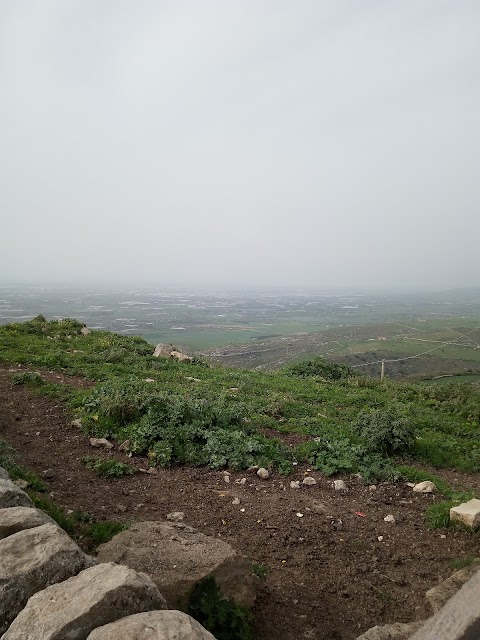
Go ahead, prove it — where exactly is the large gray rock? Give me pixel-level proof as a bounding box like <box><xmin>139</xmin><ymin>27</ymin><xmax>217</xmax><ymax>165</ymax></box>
<box><xmin>3</xmin><ymin>562</ymin><xmax>166</xmax><ymax>640</ymax></box>
<box><xmin>411</xmin><ymin>567</ymin><xmax>480</xmax><ymax>640</ymax></box>
<box><xmin>426</xmin><ymin>563</ymin><xmax>480</xmax><ymax>613</ymax></box>
<box><xmin>87</xmin><ymin>610</ymin><xmax>216</xmax><ymax>640</ymax></box>
<box><xmin>0</xmin><ymin>479</ymin><xmax>33</xmax><ymax>508</ymax></box>
<box><xmin>97</xmin><ymin>521</ymin><xmax>256</xmax><ymax>609</ymax></box>
<box><xmin>0</xmin><ymin>467</ymin><xmax>10</xmax><ymax>481</ymax></box>
<box><xmin>0</xmin><ymin>523</ymin><xmax>95</xmax><ymax>634</ymax></box>
<box><xmin>0</xmin><ymin>506</ymin><xmax>55</xmax><ymax>540</ymax></box>
<box><xmin>356</xmin><ymin>622</ymin><xmax>425</xmax><ymax>639</ymax></box>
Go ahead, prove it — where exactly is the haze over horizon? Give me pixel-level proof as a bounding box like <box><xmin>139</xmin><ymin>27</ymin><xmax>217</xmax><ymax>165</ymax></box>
<box><xmin>1</xmin><ymin>1</ymin><xmax>479</xmax><ymax>291</ymax></box>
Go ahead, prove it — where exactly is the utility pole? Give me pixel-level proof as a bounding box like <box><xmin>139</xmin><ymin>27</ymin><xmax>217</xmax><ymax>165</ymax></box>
<box><xmin>380</xmin><ymin>359</ymin><xmax>385</xmax><ymax>383</ymax></box>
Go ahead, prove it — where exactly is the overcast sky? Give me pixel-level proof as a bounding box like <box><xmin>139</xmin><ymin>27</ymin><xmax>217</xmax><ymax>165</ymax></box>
<box><xmin>1</xmin><ymin>1</ymin><xmax>479</xmax><ymax>290</ymax></box>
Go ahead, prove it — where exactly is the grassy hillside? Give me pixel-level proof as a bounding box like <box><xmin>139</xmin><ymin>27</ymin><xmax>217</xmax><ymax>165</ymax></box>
<box><xmin>1</xmin><ymin>316</ymin><xmax>480</xmax><ymax>484</ymax></box>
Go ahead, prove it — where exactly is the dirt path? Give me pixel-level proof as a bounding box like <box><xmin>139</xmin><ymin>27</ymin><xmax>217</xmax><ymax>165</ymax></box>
<box><xmin>0</xmin><ymin>365</ymin><xmax>479</xmax><ymax>640</ymax></box>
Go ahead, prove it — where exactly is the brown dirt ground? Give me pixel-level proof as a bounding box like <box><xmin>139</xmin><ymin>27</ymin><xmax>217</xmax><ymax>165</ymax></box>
<box><xmin>1</xmin><ymin>365</ymin><xmax>479</xmax><ymax>640</ymax></box>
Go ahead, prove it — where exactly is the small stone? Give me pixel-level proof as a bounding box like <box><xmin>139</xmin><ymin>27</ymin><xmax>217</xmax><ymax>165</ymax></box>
<box><xmin>80</xmin><ymin>326</ymin><xmax>91</xmax><ymax>336</ymax></box>
<box><xmin>118</xmin><ymin>440</ymin><xmax>130</xmax><ymax>451</ymax></box>
<box><xmin>257</xmin><ymin>468</ymin><xmax>269</xmax><ymax>480</ymax></box>
<box><xmin>369</xmin><ymin>485</ymin><xmax>377</xmax><ymax>491</ymax></box>
<box><xmin>296</xmin><ymin>512</ymin><xmax>304</xmax><ymax>518</ymax></box>
<box><xmin>71</xmin><ymin>419</ymin><xmax>82</xmax><ymax>428</ymax></box>
<box><xmin>384</xmin><ymin>514</ymin><xmax>395</xmax><ymax>523</ymax></box>
<box><xmin>333</xmin><ymin>480</ymin><xmax>347</xmax><ymax>492</ymax></box>
<box><xmin>247</xmin><ymin>466</ymin><xmax>259</xmax><ymax>473</ymax></box>
<box><xmin>290</xmin><ymin>481</ymin><xmax>300</xmax><ymax>490</ymax></box>
<box><xmin>302</xmin><ymin>476</ymin><xmax>317</xmax><ymax>486</ymax></box>
<box><xmin>406</xmin><ymin>482</ymin><xmax>416</xmax><ymax>488</ymax></box>
<box><xmin>310</xmin><ymin>500</ymin><xmax>328</xmax><ymax>514</ymax></box>
<box><xmin>146</xmin><ymin>467</ymin><xmax>157</xmax><ymax>475</ymax></box>
<box><xmin>232</xmin><ymin>498</ymin><xmax>240</xmax><ymax>505</ymax></box>
<box><xmin>440</xmin><ymin>534</ymin><xmax>446</xmax><ymax>539</ymax></box>
<box><xmin>166</xmin><ymin>512</ymin><xmax>185</xmax><ymax>522</ymax></box>
<box><xmin>235</xmin><ymin>478</ymin><xmax>247</xmax><ymax>485</ymax></box>
<box><xmin>144</xmin><ymin>378</ymin><xmax>155</xmax><ymax>383</ymax></box>
<box><xmin>223</xmin><ymin>475</ymin><xmax>230</xmax><ymax>483</ymax></box>
<box><xmin>117</xmin><ymin>505</ymin><xmax>127</xmax><ymax>513</ymax></box>
<box><xmin>377</xmin><ymin>536</ymin><xmax>384</xmax><ymax>542</ymax></box>
<box><xmin>42</xmin><ymin>469</ymin><xmax>55</xmax><ymax>480</ymax></box>
<box><xmin>412</xmin><ymin>481</ymin><xmax>436</xmax><ymax>493</ymax></box>
<box><xmin>89</xmin><ymin>438</ymin><xmax>114</xmax><ymax>449</ymax></box>
<box><xmin>240</xmin><ymin>508</ymin><xmax>246</xmax><ymax>513</ymax></box>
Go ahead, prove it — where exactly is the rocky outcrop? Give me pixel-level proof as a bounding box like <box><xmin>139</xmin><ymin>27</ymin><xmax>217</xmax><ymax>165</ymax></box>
<box><xmin>96</xmin><ymin>521</ymin><xmax>256</xmax><ymax>608</ymax></box>
<box><xmin>0</xmin><ymin>506</ymin><xmax>55</xmax><ymax>539</ymax></box>
<box><xmin>87</xmin><ymin>610</ymin><xmax>216</xmax><ymax>640</ymax></box>
<box><xmin>0</xmin><ymin>523</ymin><xmax>96</xmax><ymax>634</ymax></box>
<box><xmin>3</xmin><ymin>563</ymin><xmax>166</xmax><ymax>640</ymax></box>
<box><xmin>153</xmin><ymin>344</ymin><xmax>192</xmax><ymax>361</ymax></box>
<box><xmin>356</xmin><ymin>622</ymin><xmax>425</xmax><ymax>640</ymax></box>
<box><xmin>0</xmin><ymin>478</ymin><xmax>34</xmax><ymax>508</ymax></box>
<box><xmin>425</xmin><ymin>561</ymin><xmax>480</xmax><ymax>613</ymax></box>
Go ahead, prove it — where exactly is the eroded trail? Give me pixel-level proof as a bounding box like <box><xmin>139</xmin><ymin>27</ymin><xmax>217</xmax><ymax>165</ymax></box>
<box><xmin>0</xmin><ymin>365</ymin><xmax>478</xmax><ymax>640</ymax></box>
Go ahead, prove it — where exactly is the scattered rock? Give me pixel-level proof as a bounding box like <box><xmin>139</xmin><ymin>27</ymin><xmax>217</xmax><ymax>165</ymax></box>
<box><xmin>290</xmin><ymin>481</ymin><xmax>300</xmax><ymax>490</ymax></box>
<box><xmin>246</xmin><ymin>466</ymin><xmax>259</xmax><ymax>473</ymax></box>
<box><xmin>0</xmin><ymin>523</ymin><xmax>96</xmax><ymax>634</ymax></box>
<box><xmin>186</xmin><ymin>377</ymin><xmax>201</xmax><ymax>382</ymax></box>
<box><xmin>235</xmin><ymin>477</ymin><xmax>247</xmax><ymax>485</ymax></box>
<box><xmin>302</xmin><ymin>477</ymin><xmax>317</xmax><ymax>486</ymax></box>
<box><xmin>71</xmin><ymin>419</ymin><xmax>82</xmax><ymax>428</ymax></box>
<box><xmin>86</xmin><ymin>610</ymin><xmax>215</xmax><ymax>640</ymax></box>
<box><xmin>144</xmin><ymin>378</ymin><xmax>155</xmax><ymax>383</ymax></box>
<box><xmin>96</xmin><ymin>521</ymin><xmax>256</xmax><ymax>609</ymax></box>
<box><xmin>369</xmin><ymin>485</ymin><xmax>377</xmax><ymax>491</ymax></box>
<box><xmin>171</xmin><ymin>350</ymin><xmax>192</xmax><ymax>362</ymax></box>
<box><xmin>146</xmin><ymin>467</ymin><xmax>157</xmax><ymax>475</ymax></box>
<box><xmin>167</xmin><ymin>512</ymin><xmax>185</xmax><ymax>522</ymax></box>
<box><xmin>257</xmin><ymin>468</ymin><xmax>269</xmax><ymax>480</ymax></box>
<box><xmin>412</xmin><ymin>481</ymin><xmax>436</xmax><ymax>493</ymax></box>
<box><xmin>80</xmin><ymin>326</ymin><xmax>91</xmax><ymax>336</ymax></box>
<box><xmin>384</xmin><ymin>515</ymin><xmax>395</xmax><ymax>523</ymax></box>
<box><xmin>333</xmin><ymin>480</ymin><xmax>347</xmax><ymax>492</ymax></box>
<box><xmin>232</xmin><ymin>498</ymin><xmax>240</xmax><ymax>505</ymax></box>
<box><xmin>450</xmin><ymin>499</ymin><xmax>480</xmax><ymax>528</ymax></box>
<box><xmin>0</xmin><ymin>506</ymin><xmax>55</xmax><ymax>540</ymax></box>
<box><xmin>223</xmin><ymin>475</ymin><xmax>231</xmax><ymax>483</ymax></box>
<box><xmin>309</xmin><ymin>500</ymin><xmax>328</xmax><ymax>514</ymax></box>
<box><xmin>89</xmin><ymin>438</ymin><xmax>114</xmax><ymax>449</ymax></box>
<box><xmin>0</xmin><ymin>479</ymin><xmax>34</xmax><ymax>509</ymax></box>
<box><xmin>42</xmin><ymin>468</ymin><xmax>55</xmax><ymax>480</ymax></box>
<box><xmin>118</xmin><ymin>440</ymin><xmax>130</xmax><ymax>451</ymax></box>
<box><xmin>377</xmin><ymin>536</ymin><xmax>384</xmax><ymax>542</ymax></box>
<box><xmin>426</xmin><ymin>561</ymin><xmax>480</xmax><ymax>612</ymax></box>
<box><xmin>296</xmin><ymin>512</ymin><xmax>304</xmax><ymax>518</ymax></box>
<box><xmin>3</xmin><ymin>562</ymin><xmax>166</xmax><ymax>640</ymax></box>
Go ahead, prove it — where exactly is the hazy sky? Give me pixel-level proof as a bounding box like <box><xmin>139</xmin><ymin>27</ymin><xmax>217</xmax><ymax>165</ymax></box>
<box><xmin>1</xmin><ymin>1</ymin><xmax>479</xmax><ymax>290</ymax></box>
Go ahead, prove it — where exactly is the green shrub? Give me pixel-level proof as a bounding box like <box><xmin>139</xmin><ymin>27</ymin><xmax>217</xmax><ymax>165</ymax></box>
<box><xmin>286</xmin><ymin>357</ymin><xmax>353</xmax><ymax>380</ymax></box>
<box><xmin>83</xmin><ymin>456</ymin><xmax>136</xmax><ymax>478</ymax></box>
<box><xmin>187</xmin><ymin>576</ymin><xmax>254</xmax><ymax>640</ymax></box>
<box><xmin>425</xmin><ymin>501</ymin><xmax>456</xmax><ymax>529</ymax></box>
<box><xmin>11</xmin><ymin>371</ymin><xmax>45</xmax><ymax>386</ymax></box>
<box><xmin>353</xmin><ymin>405</ymin><xmax>417</xmax><ymax>455</ymax></box>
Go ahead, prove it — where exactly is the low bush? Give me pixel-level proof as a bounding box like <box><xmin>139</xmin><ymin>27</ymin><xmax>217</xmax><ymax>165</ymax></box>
<box><xmin>353</xmin><ymin>405</ymin><xmax>417</xmax><ymax>455</ymax></box>
<box><xmin>83</xmin><ymin>456</ymin><xmax>136</xmax><ymax>478</ymax></box>
<box><xmin>285</xmin><ymin>357</ymin><xmax>353</xmax><ymax>380</ymax></box>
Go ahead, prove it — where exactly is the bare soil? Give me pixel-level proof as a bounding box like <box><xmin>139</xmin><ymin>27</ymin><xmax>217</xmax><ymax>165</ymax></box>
<box><xmin>1</xmin><ymin>365</ymin><xmax>479</xmax><ymax>640</ymax></box>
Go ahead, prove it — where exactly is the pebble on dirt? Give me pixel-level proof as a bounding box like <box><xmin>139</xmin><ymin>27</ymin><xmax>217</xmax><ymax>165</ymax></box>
<box><xmin>290</xmin><ymin>481</ymin><xmax>300</xmax><ymax>489</ymax></box>
<box><xmin>166</xmin><ymin>512</ymin><xmax>185</xmax><ymax>522</ymax></box>
<box><xmin>412</xmin><ymin>481</ymin><xmax>436</xmax><ymax>493</ymax></box>
<box><xmin>89</xmin><ymin>438</ymin><xmax>114</xmax><ymax>449</ymax></box>
<box><xmin>302</xmin><ymin>477</ymin><xmax>317</xmax><ymax>486</ymax></box>
<box><xmin>384</xmin><ymin>514</ymin><xmax>395</xmax><ymax>523</ymax></box>
<box><xmin>333</xmin><ymin>480</ymin><xmax>347</xmax><ymax>492</ymax></box>
<box><xmin>257</xmin><ymin>468</ymin><xmax>269</xmax><ymax>480</ymax></box>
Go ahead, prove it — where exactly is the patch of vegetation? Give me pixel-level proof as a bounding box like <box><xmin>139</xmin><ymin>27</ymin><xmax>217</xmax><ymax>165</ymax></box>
<box><xmin>11</xmin><ymin>370</ymin><xmax>45</xmax><ymax>386</ymax></box>
<box><xmin>187</xmin><ymin>576</ymin><xmax>255</xmax><ymax>640</ymax></box>
<box><xmin>85</xmin><ymin>520</ymin><xmax>128</xmax><ymax>545</ymax></box>
<box><xmin>450</xmin><ymin>556</ymin><xmax>477</xmax><ymax>570</ymax></box>
<box><xmin>353</xmin><ymin>406</ymin><xmax>417</xmax><ymax>455</ymax></box>
<box><xmin>2</xmin><ymin>317</ymin><xmax>480</xmax><ymax>479</ymax></box>
<box><xmin>425</xmin><ymin>500</ymin><xmax>457</xmax><ymax>529</ymax></box>
<box><xmin>285</xmin><ymin>357</ymin><xmax>353</xmax><ymax>380</ymax></box>
<box><xmin>83</xmin><ymin>456</ymin><xmax>136</xmax><ymax>478</ymax></box>
<box><xmin>252</xmin><ymin>563</ymin><xmax>267</xmax><ymax>580</ymax></box>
